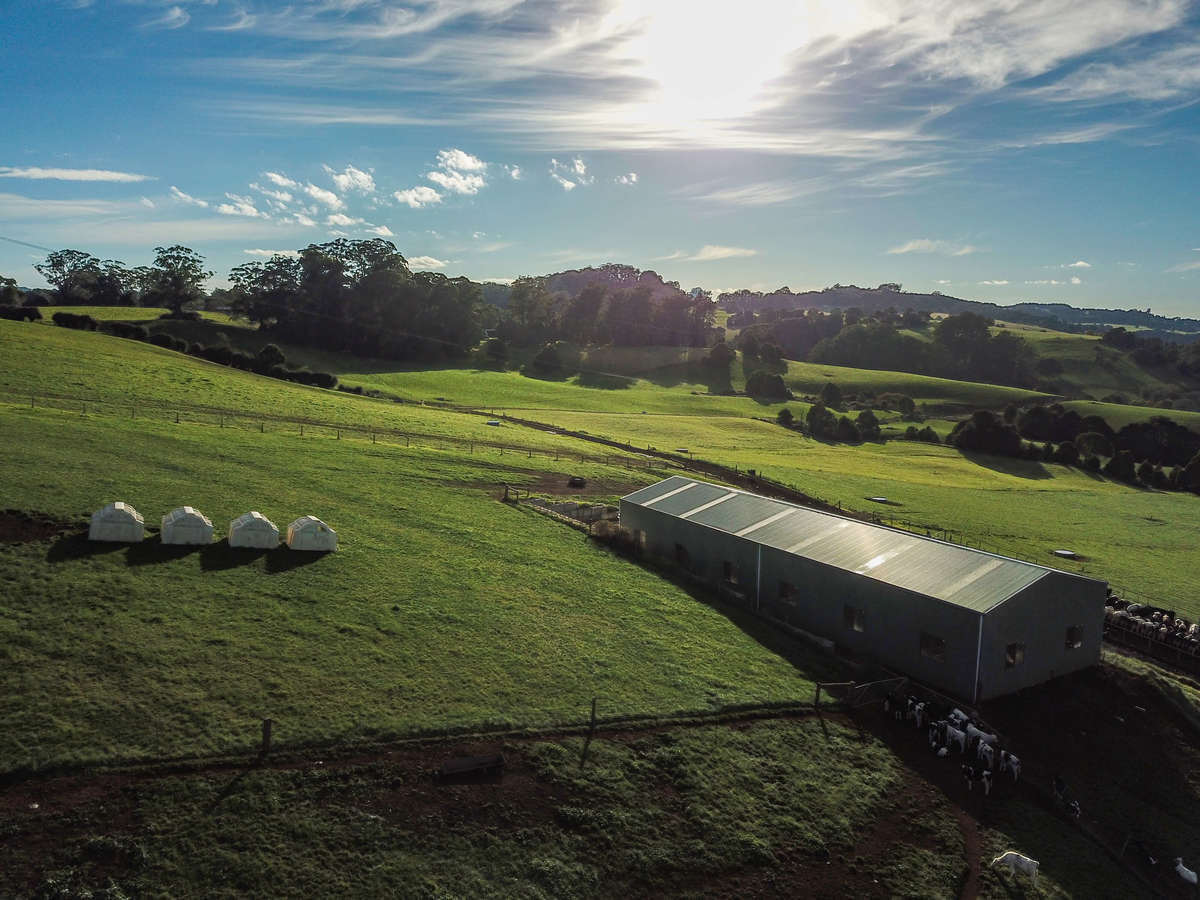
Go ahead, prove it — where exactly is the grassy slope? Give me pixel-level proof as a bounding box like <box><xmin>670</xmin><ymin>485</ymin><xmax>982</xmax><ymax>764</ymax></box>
<box><xmin>532</xmin><ymin>409</ymin><xmax>1200</xmax><ymax>616</ymax></box>
<box><xmin>38</xmin><ymin>306</ymin><xmax>245</xmax><ymax>327</ymax></box>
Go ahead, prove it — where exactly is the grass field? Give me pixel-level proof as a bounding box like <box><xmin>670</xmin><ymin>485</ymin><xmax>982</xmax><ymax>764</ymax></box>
<box><xmin>37</xmin><ymin>305</ymin><xmax>246</xmax><ymax>327</ymax></box>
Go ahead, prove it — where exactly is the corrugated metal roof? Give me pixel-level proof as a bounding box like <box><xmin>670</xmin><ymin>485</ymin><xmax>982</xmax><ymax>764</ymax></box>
<box><xmin>622</xmin><ymin>476</ymin><xmax>1064</xmax><ymax>613</ymax></box>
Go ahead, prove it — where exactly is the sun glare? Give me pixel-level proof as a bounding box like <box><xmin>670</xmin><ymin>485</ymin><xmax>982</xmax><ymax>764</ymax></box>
<box><xmin>607</xmin><ymin>0</ymin><xmax>880</xmax><ymax>131</ymax></box>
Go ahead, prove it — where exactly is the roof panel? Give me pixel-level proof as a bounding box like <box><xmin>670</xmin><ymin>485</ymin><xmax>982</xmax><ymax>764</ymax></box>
<box><xmin>622</xmin><ymin>478</ymin><xmax>1058</xmax><ymax>612</ymax></box>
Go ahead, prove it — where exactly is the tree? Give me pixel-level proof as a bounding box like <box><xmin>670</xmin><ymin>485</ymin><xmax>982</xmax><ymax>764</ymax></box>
<box><xmin>0</xmin><ymin>276</ymin><xmax>19</xmax><ymax>305</ymax></box>
<box><xmin>706</xmin><ymin>342</ymin><xmax>735</xmax><ymax>368</ymax></box>
<box><xmin>35</xmin><ymin>249</ymin><xmax>101</xmax><ymax>305</ymax></box>
<box><xmin>1054</xmin><ymin>440</ymin><xmax>1079</xmax><ymax>466</ymax></box>
<box><xmin>836</xmin><ymin>416</ymin><xmax>861</xmax><ymax>442</ymax></box>
<box><xmin>806</xmin><ymin>401</ymin><xmax>837</xmax><ymax>439</ymax></box>
<box><xmin>1075</xmin><ymin>431</ymin><xmax>1114</xmax><ymax>459</ymax></box>
<box><xmin>745</xmin><ymin>370</ymin><xmax>789</xmax><ymax>399</ymax></box>
<box><xmin>256</xmin><ymin>343</ymin><xmax>286</xmax><ymax>368</ymax></box>
<box><xmin>777</xmin><ymin>408</ymin><xmax>794</xmax><ymax>427</ymax></box>
<box><xmin>484</xmin><ymin>337</ymin><xmax>508</xmax><ymax>367</ymax></box>
<box><xmin>144</xmin><ymin>245</ymin><xmax>211</xmax><ymax>316</ymax></box>
<box><xmin>856</xmin><ymin>409</ymin><xmax>881</xmax><ymax>441</ymax></box>
<box><xmin>819</xmin><ymin>381</ymin><xmax>843</xmax><ymax>409</ymax></box>
<box><xmin>948</xmin><ymin>410</ymin><xmax>1022</xmax><ymax>457</ymax></box>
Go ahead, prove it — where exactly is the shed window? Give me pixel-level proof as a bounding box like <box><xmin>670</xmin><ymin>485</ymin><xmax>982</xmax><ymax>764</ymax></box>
<box><xmin>1005</xmin><ymin>643</ymin><xmax>1025</xmax><ymax>669</ymax></box>
<box><xmin>1065</xmin><ymin>626</ymin><xmax>1084</xmax><ymax>650</ymax></box>
<box><xmin>779</xmin><ymin>581</ymin><xmax>797</xmax><ymax>604</ymax></box>
<box><xmin>920</xmin><ymin>632</ymin><xmax>946</xmax><ymax>662</ymax></box>
<box><xmin>674</xmin><ymin>543</ymin><xmax>690</xmax><ymax>568</ymax></box>
<box><xmin>633</xmin><ymin>529</ymin><xmax>646</xmax><ymax>551</ymax></box>
<box><xmin>723</xmin><ymin>561</ymin><xmax>740</xmax><ymax>584</ymax></box>
<box><xmin>843</xmin><ymin>605</ymin><xmax>864</xmax><ymax>633</ymax></box>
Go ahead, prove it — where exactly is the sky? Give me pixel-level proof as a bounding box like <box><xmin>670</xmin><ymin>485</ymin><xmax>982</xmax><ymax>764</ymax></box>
<box><xmin>2</xmin><ymin>0</ymin><xmax>1200</xmax><ymax>315</ymax></box>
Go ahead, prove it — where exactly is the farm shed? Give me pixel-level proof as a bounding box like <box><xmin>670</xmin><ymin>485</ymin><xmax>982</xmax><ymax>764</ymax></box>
<box><xmin>286</xmin><ymin>516</ymin><xmax>337</xmax><ymax>552</ymax></box>
<box><xmin>88</xmin><ymin>501</ymin><xmax>145</xmax><ymax>543</ymax></box>
<box><xmin>620</xmin><ymin>476</ymin><xmax>1107</xmax><ymax>702</ymax></box>
<box><xmin>160</xmin><ymin>506</ymin><xmax>213</xmax><ymax>545</ymax></box>
<box><xmin>228</xmin><ymin>511</ymin><xmax>279</xmax><ymax>549</ymax></box>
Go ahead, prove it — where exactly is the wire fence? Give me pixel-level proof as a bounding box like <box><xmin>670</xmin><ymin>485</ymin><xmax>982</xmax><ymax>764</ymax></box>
<box><xmin>0</xmin><ymin>390</ymin><xmax>667</xmax><ymax>472</ymax></box>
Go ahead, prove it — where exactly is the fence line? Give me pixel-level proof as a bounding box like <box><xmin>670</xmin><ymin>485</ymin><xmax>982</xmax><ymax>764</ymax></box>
<box><xmin>1</xmin><ymin>390</ymin><xmax>667</xmax><ymax>472</ymax></box>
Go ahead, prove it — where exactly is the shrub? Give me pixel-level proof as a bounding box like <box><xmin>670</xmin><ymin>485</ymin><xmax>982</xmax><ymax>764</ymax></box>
<box><xmin>256</xmin><ymin>343</ymin><xmax>287</xmax><ymax>368</ymax></box>
<box><xmin>1054</xmin><ymin>440</ymin><xmax>1079</xmax><ymax>466</ymax></box>
<box><xmin>878</xmin><ymin>392</ymin><xmax>916</xmax><ymax>417</ymax></box>
<box><xmin>806</xmin><ymin>401</ymin><xmax>837</xmax><ymax>438</ymax></box>
<box><xmin>745</xmin><ymin>370</ymin><xmax>790</xmax><ymax>399</ymax></box>
<box><xmin>776</xmin><ymin>408</ymin><xmax>794</xmax><ymax>427</ymax></box>
<box><xmin>855</xmin><ymin>409</ymin><xmax>881</xmax><ymax>441</ymax></box>
<box><xmin>819</xmin><ymin>381</ymin><xmax>843</xmax><ymax>409</ymax></box>
<box><xmin>51</xmin><ymin>311</ymin><xmax>98</xmax><ymax>330</ymax></box>
<box><xmin>836</xmin><ymin>416</ymin><xmax>861</xmax><ymax>442</ymax></box>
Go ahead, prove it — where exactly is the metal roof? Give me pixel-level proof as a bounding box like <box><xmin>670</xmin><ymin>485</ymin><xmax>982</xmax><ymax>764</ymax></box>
<box><xmin>622</xmin><ymin>476</ymin><xmax>1068</xmax><ymax>614</ymax></box>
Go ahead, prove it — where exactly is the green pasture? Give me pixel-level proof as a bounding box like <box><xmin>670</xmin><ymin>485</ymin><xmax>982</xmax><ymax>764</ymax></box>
<box><xmin>1061</xmin><ymin>398</ymin><xmax>1200</xmax><ymax>432</ymax></box>
<box><xmin>0</xmin><ymin>404</ymin><xmax>829</xmax><ymax>772</ymax></box>
<box><xmin>36</xmin><ymin>305</ymin><xmax>246</xmax><ymax>327</ymax></box>
<box><xmin>531</xmin><ymin>409</ymin><xmax>1200</xmax><ymax>616</ymax></box>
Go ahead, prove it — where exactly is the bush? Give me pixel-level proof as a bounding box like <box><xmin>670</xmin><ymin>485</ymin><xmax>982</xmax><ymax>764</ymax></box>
<box><xmin>745</xmin><ymin>370</ymin><xmax>790</xmax><ymax>399</ymax></box>
<box><xmin>1075</xmin><ymin>431</ymin><xmax>1114</xmax><ymax>459</ymax></box>
<box><xmin>706</xmin><ymin>342</ymin><xmax>735</xmax><ymax>368</ymax></box>
<box><xmin>855</xmin><ymin>409</ymin><xmax>881</xmax><ymax>440</ymax></box>
<box><xmin>806</xmin><ymin>401</ymin><xmax>836</xmax><ymax>439</ymax></box>
<box><xmin>878</xmin><ymin>392</ymin><xmax>916</xmax><ymax>417</ymax></box>
<box><xmin>836</xmin><ymin>416</ymin><xmax>861</xmax><ymax>442</ymax></box>
<box><xmin>1054</xmin><ymin>440</ymin><xmax>1079</xmax><ymax>466</ymax></box>
<box><xmin>0</xmin><ymin>305</ymin><xmax>40</xmax><ymax>322</ymax></box>
<box><xmin>948</xmin><ymin>410</ymin><xmax>1021</xmax><ymax>457</ymax></box>
<box><xmin>51</xmin><ymin>311</ymin><xmax>98</xmax><ymax>331</ymax></box>
<box><xmin>776</xmin><ymin>408</ymin><xmax>794</xmax><ymax>427</ymax></box>
<box><xmin>819</xmin><ymin>382</ymin><xmax>843</xmax><ymax>409</ymax></box>
<box><xmin>257</xmin><ymin>343</ymin><xmax>287</xmax><ymax>368</ymax></box>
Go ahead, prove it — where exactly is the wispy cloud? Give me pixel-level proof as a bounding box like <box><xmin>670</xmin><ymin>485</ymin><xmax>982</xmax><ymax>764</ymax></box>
<box><xmin>427</xmin><ymin>169</ymin><xmax>485</xmax><ymax>195</ymax></box>
<box><xmin>143</xmin><ymin>5</ymin><xmax>190</xmax><ymax>30</ymax></box>
<box><xmin>365</xmin><ymin>224</ymin><xmax>394</xmax><ymax>237</ymax></box>
<box><xmin>0</xmin><ymin>166</ymin><xmax>154</xmax><ymax>182</ymax></box>
<box><xmin>887</xmin><ymin>238</ymin><xmax>979</xmax><ymax>257</ymax></box>
<box><xmin>243</xmin><ymin>248</ymin><xmax>300</xmax><ymax>258</ymax></box>
<box><xmin>690</xmin><ymin>177</ymin><xmax>832</xmax><ymax>207</ymax></box>
<box><xmin>408</xmin><ymin>255</ymin><xmax>447</xmax><ymax>269</ymax></box>
<box><xmin>614</xmin><ymin>172</ymin><xmax>638</xmax><ymax>185</ymax></box>
<box><xmin>978</xmin><ymin>279</ymin><xmax>1009</xmax><ymax>285</ymax></box>
<box><xmin>688</xmin><ymin>245</ymin><xmax>758</xmax><ymax>262</ymax></box>
<box><xmin>1065</xmin><ymin>259</ymin><xmax>1092</xmax><ymax>268</ymax></box>
<box><xmin>549</xmin><ymin>157</ymin><xmax>593</xmax><ymax>191</ymax></box>
<box><xmin>170</xmin><ymin>185</ymin><xmax>208</xmax><ymax>207</ymax></box>
<box><xmin>263</xmin><ymin>171</ymin><xmax>299</xmax><ymax>189</ymax></box>
<box><xmin>1166</xmin><ymin>260</ymin><xmax>1200</xmax><ymax>273</ymax></box>
<box><xmin>325</xmin><ymin>213</ymin><xmax>364</xmax><ymax>226</ymax></box>
<box><xmin>302</xmin><ymin>182</ymin><xmax>344</xmax><ymax>210</ymax></box>
<box><xmin>216</xmin><ymin>193</ymin><xmax>267</xmax><ymax>218</ymax></box>
<box><xmin>394</xmin><ymin>186</ymin><xmax>442</xmax><ymax>208</ymax></box>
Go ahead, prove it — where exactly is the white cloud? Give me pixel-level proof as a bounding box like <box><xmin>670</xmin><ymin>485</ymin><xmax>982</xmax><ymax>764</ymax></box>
<box><xmin>480</xmin><ymin>276</ymin><xmax>514</xmax><ymax>285</ymax></box>
<box><xmin>0</xmin><ymin>192</ymin><xmax>142</xmax><ymax>220</ymax></box>
<box><xmin>978</xmin><ymin>279</ymin><xmax>1009</xmax><ymax>286</ymax></box>
<box><xmin>243</xmin><ymin>248</ymin><xmax>300</xmax><ymax>258</ymax></box>
<box><xmin>323</xmin><ymin>164</ymin><xmax>375</xmax><ymax>194</ymax></box>
<box><xmin>263</xmin><ymin>171</ymin><xmax>299</xmax><ymax>189</ymax></box>
<box><xmin>170</xmin><ymin>185</ymin><xmax>208</xmax><ymax>207</ymax></box>
<box><xmin>550</xmin><ymin>172</ymin><xmax>576</xmax><ymax>191</ymax></box>
<box><xmin>408</xmin><ymin>255</ymin><xmax>447</xmax><ymax>269</ymax></box>
<box><xmin>572</xmin><ymin>158</ymin><xmax>588</xmax><ymax>177</ymax></box>
<box><xmin>689</xmin><ymin>245</ymin><xmax>758</xmax><ymax>262</ymax></box>
<box><xmin>289</xmin><ymin>212</ymin><xmax>317</xmax><ymax>227</ymax></box>
<box><xmin>394</xmin><ymin>186</ymin><xmax>443</xmax><ymax>208</ymax></box>
<box><xmin>614</xmin><ymin>172</ymin><xmax>638</xmax><ymax>185</ymax></box>
<box><xmin>934</xmin><ymin>279</ymin><xmax>952</xmax><ymax>285</ymax></box>
<box><xmin>1026</xmin><ymin>279</ymin><xmax>1065</xmax><ymax>285</ymax></box>
<box><xmin>1065</xmin><ymin>259</ymin><xmax>1092</xmax><ymax>268</ymax></box>
<box><xmin>365</xmin><ymin>224</ymin><xmax>394</xmax><ymax>237</ymax></box>
<box><xmin>251</xmin><ymin>183</ymin><xmax>294</xmax><ymax>204</ymax></box>
<box><xmin>426</xmin><ymin>168</ymin><xmax>486</xmax><ymax>195</ymax></box>
<box><xmin>216</xmin><ymin>193</ymin><xmax>268</xmax><ymax>218</ymax></box>
<box><xmin>1167</xmin><ymin>261</ymin><xmax>1200</xmax><ymax>273</ymax></box>
<box><xmin>303</xmin><ymin>182</ymin><xmax>344</xmax><ymax>209</ymax></box>
<box><xmin>653</xmin><ymin>250</ymin><xmax>688</xmax><ymax>261</ymax></box>
<box><xmin>549</xmin><ymin>157</ymin><xmax>593</xmax><ymax>189</ymax></box>
<box><xmin>435</xmin><ymin>148</ymin><xmax>487</xmax><ymax>172</ymax></box>
<box><xmin>0</xmin><ymin>166</ymin><xmax>154</xmax><ymax>182</ymax></box>
<box><xmin>140</xmin><ymin>196</ymin><xmax>155</xmax><ymax>208</ymax></box>
<box><xmin>887</xmin><ymin>238</ymin><xmax>979</xmax><ymax>257</ymax></box>
<box><xmin>1070</xmin><ymin>275</ymin><xmax>1082</xmax><ymax>284</ymax></box>
<box><xmin>325</xmin><ymin>213</ymin><xmax>364</xmax><ymax>226</ymax></box>
<box><xmin>506</xmin><ymin>165</ymin><xmax>522</xmax><ymax>180</ymax></box>
<box><xmin>143</xmin><ymin>5</ymin><xmax>190</xmax><ymax>30</ymax></box>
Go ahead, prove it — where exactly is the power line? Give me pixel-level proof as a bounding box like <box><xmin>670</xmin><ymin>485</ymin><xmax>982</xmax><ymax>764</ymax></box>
<box><xmin>0</xmin><ymin>234</ymin><xmax>56</xmax><ymax>253</ymax></box>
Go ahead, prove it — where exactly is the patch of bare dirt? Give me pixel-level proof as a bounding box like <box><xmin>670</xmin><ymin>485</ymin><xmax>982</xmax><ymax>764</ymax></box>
<box><xmin>0</xmin><ymin>510</ymin><xmax>77</xmax><ymax>544</ymax></box>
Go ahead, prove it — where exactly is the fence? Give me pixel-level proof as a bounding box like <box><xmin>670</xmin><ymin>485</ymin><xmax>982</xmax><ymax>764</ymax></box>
<box><xmin>1</xmin><ymin>390</ymin><xmax>666</xmax><ymax>472</ymax></box>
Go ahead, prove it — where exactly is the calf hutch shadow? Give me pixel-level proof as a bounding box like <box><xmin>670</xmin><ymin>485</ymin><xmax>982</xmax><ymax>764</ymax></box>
<box><xmin>199</xmin><ymin>542</ymin><xmax>271</xmax><ymax>571</ymax></box>
<box><xmin>46</xmin><ymin>531</ymin><xmax>126</xmax><ymax>562</ymax></box>
<box><xmin>124</xmin><ymin>536</ymin><xmax>203</xmax><ymax>566</ymax></box>
<box><xmin>265</xmin><ymin>548</ymin><xmax>331</xmax><ymax>573</ymax></box>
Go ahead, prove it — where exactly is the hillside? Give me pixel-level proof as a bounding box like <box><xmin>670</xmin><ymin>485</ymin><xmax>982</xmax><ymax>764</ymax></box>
<box><xmin>4</xmin><ymin>317</ymin><xmax>1200</xmax><ymax>897</ymax></box>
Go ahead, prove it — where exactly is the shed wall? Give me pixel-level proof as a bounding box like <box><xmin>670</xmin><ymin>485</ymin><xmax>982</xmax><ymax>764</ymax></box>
<box><xmin>977</xmin><ymin>572</ymin><xmax>1105</xmax><ymax>700</ymax></box>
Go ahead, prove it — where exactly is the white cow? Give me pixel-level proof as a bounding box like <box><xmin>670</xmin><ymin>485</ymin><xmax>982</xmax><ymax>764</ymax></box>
<box><xmin>945</xmin><ymin>724</ymin><xmax>967</xmax><ymax>753</ymax></box>
<box><xmin>999</xmin><ymin>750</ymin><xmax>1021</xmax><ymax>782</ymax></box>
<box><xmin>990</xmin><ymin>851</ymin><xmax>1039</xmax><ymax>885</ymax></box>
<box><xmin>978</xmin><ymin>741</ymin><xmax>996</xmax><ymax>769</ymax></box>
<box><xmin>1176</xmin><ymin>859</ymin><xmax>1198</xmax><ymax>885</ymax></box>
<box><xmin>966</xmin><ymin>723</ymin><xmax>999</xmax><ymax>748</ymax></box>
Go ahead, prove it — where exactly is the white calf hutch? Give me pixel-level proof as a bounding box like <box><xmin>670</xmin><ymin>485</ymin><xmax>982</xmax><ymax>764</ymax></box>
<box><xmin>286</xmin><ymin>516</ymin><xmax>337</xmax><ymax>552</ymax></box>
<box><xmin>160</xmin><ymin>506</ymin><xmax>214</xmax><ymax>545</ymax></box>
<box><xmin>228</xmin><ymin>511</ymin><xmax>279</xmax><ymax>549</ymax></box>
<box><xmin>88</xmin><ymin>501</ymin><xmax>145</xmax><ymax>543</ymax></box>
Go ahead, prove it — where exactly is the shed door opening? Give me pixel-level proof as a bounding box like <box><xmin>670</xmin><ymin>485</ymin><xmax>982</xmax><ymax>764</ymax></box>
<box><xmin>1065</xmin><ymin>626</ymin><xmax>1084</xmax><ymax>650</ymax></box>
<box><xmin>723</xmin><ymin>561</ymin><xmax>740</xmax><ymax>585</ymax></box>
<box><xmin>843</xmin><ymin>605</ymin><xmax>864</xmax><ymax>633</ymax></box>
<box><xmin>1005</xmin><ymin>643</ymin><xmax>1025</xmax><ymax>669</ymax></box>
<box><xmin>920</xmin><ymin>632</ymin><xmax>946</xmax><ymax>662</ymax></box>
<box><xmin>778</xmin><ymin>581</ymin><xmax>797</xmax><ymax>604</ymax></box>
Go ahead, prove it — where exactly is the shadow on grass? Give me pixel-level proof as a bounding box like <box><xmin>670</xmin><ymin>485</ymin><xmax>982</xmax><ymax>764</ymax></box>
<box><xmin>200</xmin><ymin>542</ymin><xmax>271</xmax><ymax>571</ymax></box>
<box><xmin>264</xmin><ymin>548</ymin><xmax>332</xmax><ymax>573</ymax></box>
<box><xmin>575</xmin><ymin>370</ymin><xmax>634</xmax><ymax>390</ymax></box>
<box><xmin>45</xmin><ymin>532</ymin><xmax>127</xmax><ymax>563</ymax></box>
<box><xmin>959</xmin><ymin>452</ymin><xmax>1053</xmax><ymax>480</ymax></box>
<box><xmin>124</xmin><ymin>536</ymin><xmax>204</xmax><ymax>566</ymax></box>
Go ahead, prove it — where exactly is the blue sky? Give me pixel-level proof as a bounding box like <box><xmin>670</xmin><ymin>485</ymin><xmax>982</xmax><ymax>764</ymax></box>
<box><xmin>2</xmin><ymin>0</ymin><xmax>1200</xmax><ymax>314</ymax></box>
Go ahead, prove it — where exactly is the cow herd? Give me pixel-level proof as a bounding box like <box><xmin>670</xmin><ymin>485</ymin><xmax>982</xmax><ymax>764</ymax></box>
<box><xmin>1105</xmin><ymin>596</ymin><xmax>1200</xmax><ymax>655</ymax></box>
<box><xmin>883</xmin><ymin>691</ymin><xmax>1021</xmax><ymax>799</ymax></box>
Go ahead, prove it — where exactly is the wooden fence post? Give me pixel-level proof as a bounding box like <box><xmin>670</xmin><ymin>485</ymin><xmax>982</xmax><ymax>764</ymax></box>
<box><xmin>260</xmin><ymin>421</ymin><xmax>264</xmax><ymax>433</ymax></box>
<box><xmin>580</xmin><ymin>698</ymin><xmax>598</xmax><ymax>769</ymax></box>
